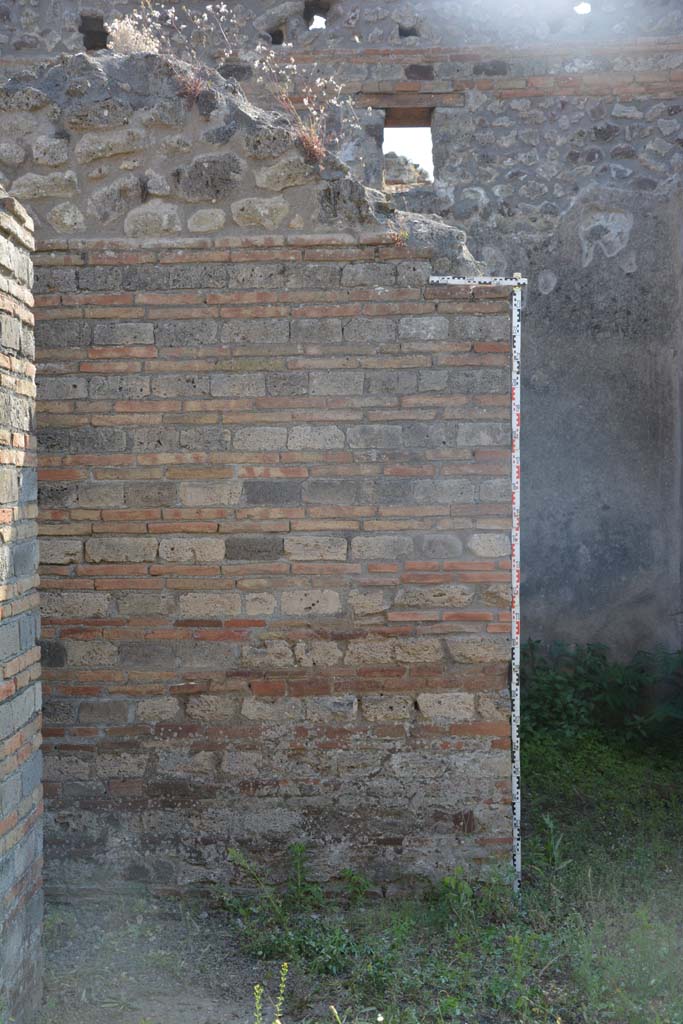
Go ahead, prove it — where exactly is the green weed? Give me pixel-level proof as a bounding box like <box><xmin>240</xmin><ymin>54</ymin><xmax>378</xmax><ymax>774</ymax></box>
<box><xmin>252</xmin><ymin>962</ymin><xmax>289</xmax><ymax>1024</ymax></box>
<box><xmin>339</xmin><ymin>868</ymin><xmax>371</xmax><ymax>907</ymax></box>
<box><xmin>521</xmin><ymin>639</ymin><xmax>683</xmax><ymax>743</ymax></box>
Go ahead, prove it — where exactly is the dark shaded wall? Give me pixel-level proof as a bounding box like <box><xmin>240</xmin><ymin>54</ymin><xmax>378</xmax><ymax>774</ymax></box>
<box><xmin>516</xmin><ymin>190</ymin><xmax>682</xmax><ymax>651</ymax></box>
<box><xmin>342</xmin><ymin>25</ymin><xmax>683</xmax><ymax>653</ymax></box>
<box><xmin>0</xmin><ymin>191</ymin><xmax>42</xmax><ymax>1024</ymax></box>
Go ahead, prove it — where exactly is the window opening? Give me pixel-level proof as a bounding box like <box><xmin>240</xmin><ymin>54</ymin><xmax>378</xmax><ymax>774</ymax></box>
<box><xmin>398</xmin><ymin>24</ymin><xmax>420</xmax><ymax>38</ymax></box>
<box><xmin>268</xmin><ymin>26</ymin><xmax>285</xmax><ymax>44</ymax></box>
<box><xmin>382</xmin><ymin>109</ymin><xmax>433</xmax><ymax>186</ymax></box>
<box><xmin>304</xmin><ymin>2</ymin><xmax>331</xmax><ymax>29</ymax></box>
<box><xmin>79</xmin><ymin>13</ymin><xmax>109</xmax><ymax>50</ymax></box>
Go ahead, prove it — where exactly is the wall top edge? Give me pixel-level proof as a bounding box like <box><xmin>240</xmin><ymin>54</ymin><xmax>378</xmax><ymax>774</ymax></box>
<box><xmin>34</xmin><ymin>232</ymin><xmax>451</xmax><ymax>256</ymax></box>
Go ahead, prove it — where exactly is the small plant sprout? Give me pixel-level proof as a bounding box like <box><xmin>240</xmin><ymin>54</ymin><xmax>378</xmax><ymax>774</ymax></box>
<box><xmin>287</xmin><ymin>842</ymin><xmax>323</xmax><ymax>908</ymax></box>
<box><xmin>253</xmin><ymin>982</ymin><xmax>264</xmax><ymax>1024</ymax></box>
<box><xmin>107</xmin><ymin>14</ymin><xmax>161</xmax><ymax>53</ymax></box>
<box><xmin>227</xmin><ymin>846</ymin><xmax>288</xmax><ymax>928</ymax></box>
<box><xmin>387</xmin><ymin>220</ymin><xmax>410</xmax><ymax>249</ymax></box>
<box><xmin>340</xmin><ymin>867</ymin><xmax>371</xmax><ymax>905</ymax></box>
<box><xmin>176</xmin><ymin>69</ymin><xmax>210</xmax><ymax>108</ymax></box>
<box><xmin>109</xmin><ymin>1</ymin><xmax>245</xmax><ymax>62</ymax></box>
<box><xmin>274</xmin><ymin>961</ymin><xmax>289</xmax><ymax>1023</ymax></box>
<box><xmin>251</xmin><ymin>964</ymin><xmax>288</xmax><ymax>1024</ymax></box>
<box><xmin>541</xmin><ymin>814</ymin><xmax>572</xmax><ymax>874</ymax></box>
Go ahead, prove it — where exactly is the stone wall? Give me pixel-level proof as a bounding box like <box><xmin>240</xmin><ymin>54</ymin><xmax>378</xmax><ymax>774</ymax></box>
<box><xmin>427</xmin><ymin>94</ymin><xmax>683</xmax><ymax>651</ymax></box>
<box><xmin>36</xmin><ymin>239</ymin><xmax>514</xmax><ymax>892</ymax></box>
<box><xmin>0</xmin><ymin>52</ymin><xmax>395</xmax><ymax>244</ymax></box>
<box><xmin>0</xmin><ymin>192</ymin><xmax>42</xmax><ymax>1023</ymax></box>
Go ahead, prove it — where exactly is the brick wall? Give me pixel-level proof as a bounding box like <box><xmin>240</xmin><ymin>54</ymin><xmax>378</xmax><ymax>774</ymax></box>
<box><xmin>36</xmin><ymin>236</ymin><xmax>514</xmax><ymax>890</ymax></box>
<box><xmin>0</xmin><ymin>192</ymin><xmax>42</xmax><ymax>1023</ymax></box>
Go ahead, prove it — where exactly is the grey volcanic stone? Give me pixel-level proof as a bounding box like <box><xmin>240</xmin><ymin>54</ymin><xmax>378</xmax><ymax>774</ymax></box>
<box><xmin>224</xmin><ymin>535</ymin><xmax>284</xmax><ymax>561</ymax></box>
<box><xmin>242</xmin><ymin>480</ymin><xmax>302</xmax><ymax>506</ymax></box>
<box><xmin>173</xmin><ymin>153</ymin><xmax>243</xmax><ymax>200</ymax></box>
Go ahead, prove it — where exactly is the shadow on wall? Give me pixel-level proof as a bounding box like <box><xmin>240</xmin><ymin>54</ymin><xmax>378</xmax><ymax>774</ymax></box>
<box><xmin>520</xmin><ymin>186</ymin><xmax>683</xmax><ymax>654</ymax></box>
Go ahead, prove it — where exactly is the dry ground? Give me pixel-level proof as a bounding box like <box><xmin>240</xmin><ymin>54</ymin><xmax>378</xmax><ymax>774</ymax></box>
<box><xmin>38</xmin><ymin>895</ymin><xmax>280</xmax><ymax>1024</ymax></box>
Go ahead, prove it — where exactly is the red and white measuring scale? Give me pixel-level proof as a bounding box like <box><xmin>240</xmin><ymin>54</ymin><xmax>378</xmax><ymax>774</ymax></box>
<box><xmin>429</xmin><ymin>274</ymin><xmax>527</xmax><ymax>892</ymax></box>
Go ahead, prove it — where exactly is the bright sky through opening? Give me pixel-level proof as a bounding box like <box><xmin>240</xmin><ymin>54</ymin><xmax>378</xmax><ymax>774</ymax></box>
<box><xmin>573</xmin><ymin>2</ymin><xmax>591</xmax><ymax>13</ymax></box>
<box><xmin>383</xmin><ymin>127</ymin><xmax>434</xmax><ymax>180</ymax></box>
<box><xmin>310</xmin><ymin>15</ymin><xmax>326</xmax><ymax>28</ymax></box>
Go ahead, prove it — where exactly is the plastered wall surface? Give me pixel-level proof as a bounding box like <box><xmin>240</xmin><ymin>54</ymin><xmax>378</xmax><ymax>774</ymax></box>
<box><xmin>428</xmin><ymin>98</ymin><xmax>683</xmax><ymax>650</ymax></box>
<box><xmin>0</xmin><ymin>191</ymin><xmax>42</xmax><ymax>1024</ymax></box>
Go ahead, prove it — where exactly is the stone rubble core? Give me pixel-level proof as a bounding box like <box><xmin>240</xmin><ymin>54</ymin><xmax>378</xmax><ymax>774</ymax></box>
<box><xmin>0</xmin><ymin>49</ymin><xmax>475</xmax><ymax>265</ymax></box>
<box><xmin>384</xmin><ymin>152</ymin><xmax>431</xmax><ymax>190</ymax></box>
<box><xmin>0</xmin><ymin>187</ymin><xmax>43</xmax><ymax>1024</ymax></box>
